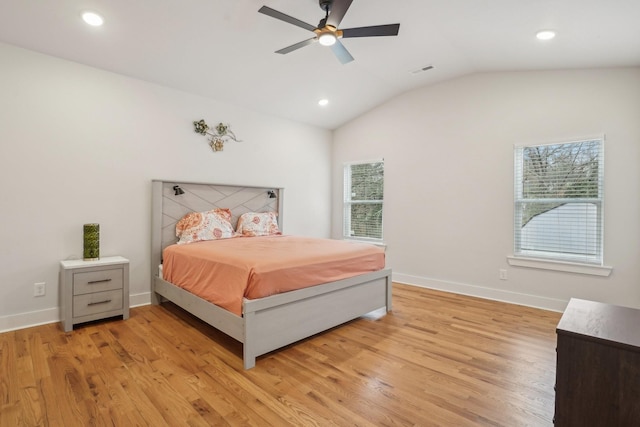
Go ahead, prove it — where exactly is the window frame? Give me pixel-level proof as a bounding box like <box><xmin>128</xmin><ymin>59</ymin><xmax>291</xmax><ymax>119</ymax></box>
<box><xmin>512</xmin><ymin>136</ymin><xmax>606</xmax><ymax>268</ymax></box>
<box><xmin>343</xmin><ymin>159</ymin><xmax>384</xmax><ymax>243</ymax></box>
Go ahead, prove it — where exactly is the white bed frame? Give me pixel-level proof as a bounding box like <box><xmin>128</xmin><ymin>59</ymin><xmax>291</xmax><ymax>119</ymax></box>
<box><xmin>150</xmin><ymin>180</ymin><xmax>392</xmax><ymax>369</ymax></box>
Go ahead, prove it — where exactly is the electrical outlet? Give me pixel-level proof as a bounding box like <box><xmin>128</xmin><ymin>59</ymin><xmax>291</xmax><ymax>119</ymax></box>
<box><xmin>499</xmin><ymin>269</ymin><xmax>508</xmax><ymax>280</ymax></box>
<box><xmin>34</xmin><ymin>282</ymin><xmax>46</xmax><ymax>297</ymax></box>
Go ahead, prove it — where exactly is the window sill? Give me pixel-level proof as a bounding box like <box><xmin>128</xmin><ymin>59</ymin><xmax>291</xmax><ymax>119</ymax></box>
<box><xmin>507</xmin><ymin>256</ymin><xmax>612</xmax><ymax>277</ymax></box>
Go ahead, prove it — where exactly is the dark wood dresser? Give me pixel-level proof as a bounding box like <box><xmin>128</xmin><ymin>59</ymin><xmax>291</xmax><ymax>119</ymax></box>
<box><xmin>554</xmin><ymin>298</ymin><xmax>640</xmax><ymax>426</ymax></box>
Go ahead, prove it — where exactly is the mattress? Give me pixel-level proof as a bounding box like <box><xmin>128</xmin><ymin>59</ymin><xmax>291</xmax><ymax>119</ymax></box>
<box><xmin>161</xmin><ymin>235</ymin><xmax>385</xmax><ymax>316</ymax></box>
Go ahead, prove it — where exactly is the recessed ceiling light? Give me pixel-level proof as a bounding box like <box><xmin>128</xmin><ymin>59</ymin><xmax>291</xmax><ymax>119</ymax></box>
<box><xmin>318</xmin><ymin>99</ymin><xmax>329</xmax><ymax>106</ymax></box>
<box><xmin>536</xmin><ymin>30</ymin><xmax>556</xmax><ymax>41</ymax></box>
<box><xmin>82</xmin><ymin>11</ymin><xmax>104</xmax><ymax>27</ymax></box>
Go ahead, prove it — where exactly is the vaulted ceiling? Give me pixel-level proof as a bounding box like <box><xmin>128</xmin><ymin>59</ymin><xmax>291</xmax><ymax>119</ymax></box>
<box><xmin>1</xmin><ymin>0</ymin><xmax>638</xmax><ymax>129</ymax></box>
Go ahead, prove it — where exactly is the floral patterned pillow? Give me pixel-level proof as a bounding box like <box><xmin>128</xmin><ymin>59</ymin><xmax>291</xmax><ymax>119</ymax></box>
<box><xmin>236</xmin><ymin>212</ymin><xmax>281</xmax><ymax>237</ymax></box>
<box><xmin>175</xmin><ymin>208</ymin><xmax>236</xmax><ymax>244</ymax></box>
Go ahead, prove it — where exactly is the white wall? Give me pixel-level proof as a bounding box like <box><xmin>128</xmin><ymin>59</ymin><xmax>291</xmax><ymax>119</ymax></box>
<box><xmin>333</xmin><ymin>68</ymin><xmax>640</xmax><ymax>311</ymax></box>
<box><xmin>0</xmin><ymin>42</ymin><xmax>332</xmax><ymax>331</ymax></box>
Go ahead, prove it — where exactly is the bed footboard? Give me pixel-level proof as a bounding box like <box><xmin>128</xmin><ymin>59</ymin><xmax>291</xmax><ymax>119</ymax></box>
<box><xmin>242</xmin><ymin>268</ymin><xmax>392</xmax><ymax>369</ymax></box>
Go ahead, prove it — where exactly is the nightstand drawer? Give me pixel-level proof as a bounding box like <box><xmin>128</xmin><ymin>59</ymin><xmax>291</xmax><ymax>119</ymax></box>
<box><xmin>73</xmin><ymin>289</ymin><xmax>123</xmax><ymax>317</ymax></box>
<box><xmin>74</xmin><ymin>268</ymin><xmax>123</xmax><ymax>295</ymax></box>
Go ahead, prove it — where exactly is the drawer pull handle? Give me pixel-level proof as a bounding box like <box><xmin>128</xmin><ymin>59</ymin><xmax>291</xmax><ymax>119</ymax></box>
<box><xmin>88</xmin><ymin>299</ymin><xmax>112</xmax><ymax>306</ymax></box>
<box><xmin>87</xmin><ymin>279</ymin><xmax>112</xmax><ymax>284</ymax></box>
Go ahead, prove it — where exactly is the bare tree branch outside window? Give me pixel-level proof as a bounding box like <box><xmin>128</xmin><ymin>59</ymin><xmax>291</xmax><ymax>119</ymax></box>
<box><xmin>521</xmin><ymin>141</ymin><xmax>599</xmax><ymax>225</ymax></box>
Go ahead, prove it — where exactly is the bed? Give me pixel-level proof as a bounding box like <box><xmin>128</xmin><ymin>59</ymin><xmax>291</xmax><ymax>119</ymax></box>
<box><xmin>150</xmin><ymin>180</ymin><xmax>392</xmax><ymax>369</ymax></box>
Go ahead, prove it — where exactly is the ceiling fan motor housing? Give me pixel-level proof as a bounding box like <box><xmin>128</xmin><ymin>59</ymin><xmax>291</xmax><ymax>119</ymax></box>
<box><xmin>319</xmin><ymin>0</ymin><xmax>333</xmax><ymax>12</ymax></box>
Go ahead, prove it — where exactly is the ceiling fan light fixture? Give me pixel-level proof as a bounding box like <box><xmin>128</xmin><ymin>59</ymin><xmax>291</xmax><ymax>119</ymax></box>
<box><xmin>318</xmin><ymin>32</ymin><xmax>337</xmax><ymax>46</ymax></box>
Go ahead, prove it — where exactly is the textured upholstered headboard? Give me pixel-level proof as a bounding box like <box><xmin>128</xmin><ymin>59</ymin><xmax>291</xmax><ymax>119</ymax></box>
<box><xmin>150</xmin><ymin>180</ymin><xmax>283</xmax><ymax>281</ymax></box>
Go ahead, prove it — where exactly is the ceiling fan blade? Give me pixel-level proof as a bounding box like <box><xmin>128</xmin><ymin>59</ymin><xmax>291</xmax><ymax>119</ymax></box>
<box><xmin>341</xmin><ymin>24</ymin><xmax>400</xmax><ymax>38</ymax></box>
<box><xmin>275</xmin><ymin>37</ymin><xmax>317</xmax><ymax>54</ymax></box>
<box><xmin>330</xmin><ymin>40</ymin><xmax>354</xmax><ymax>64</ymax></box>
<box><xmin>258</xmin><ymin>6</ymin><xmax>317</xmax><ymax>32</ymax></box>
<box><xmin>326</xmin><ymin>0</ymin><xmax>353</xmax><ymax>28</ymax></box>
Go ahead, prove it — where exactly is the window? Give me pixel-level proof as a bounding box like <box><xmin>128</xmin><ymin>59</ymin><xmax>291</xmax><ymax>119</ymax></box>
<box><xmin>343</xmin><ymin>160</ymin><xmax>384</xmax><ymax>241</ymax></box>
<box><xmin>514</xmin><ymin>137</ymin><xmax>604</xmax><ymax>265</ymax></box>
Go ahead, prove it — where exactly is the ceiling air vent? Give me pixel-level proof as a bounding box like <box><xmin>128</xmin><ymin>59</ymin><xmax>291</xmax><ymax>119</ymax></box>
<box><xmin>411</xmin><ymin>65</ymin><xmax>434</xmax><ymax>75</ymax></box>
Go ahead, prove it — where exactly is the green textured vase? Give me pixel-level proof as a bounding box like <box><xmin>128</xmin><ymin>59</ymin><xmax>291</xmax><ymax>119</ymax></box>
<box><xmin>83</xmin><ymin>223</ymin><xmax>100</xmax><ymax>260</ymax></box>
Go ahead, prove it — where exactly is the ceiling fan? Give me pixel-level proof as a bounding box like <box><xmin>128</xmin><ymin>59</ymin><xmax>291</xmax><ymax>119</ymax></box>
<box><xmin>258</xmin><ymin>0</ymin><xmax>400</xmax><ymax>64</ymax></box>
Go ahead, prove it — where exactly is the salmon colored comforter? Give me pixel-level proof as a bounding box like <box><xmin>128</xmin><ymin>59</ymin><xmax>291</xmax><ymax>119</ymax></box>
<box><xmin>162</xmin><ymin>235</ymin><xmax>385</xmax><ymax>316</ymax></box>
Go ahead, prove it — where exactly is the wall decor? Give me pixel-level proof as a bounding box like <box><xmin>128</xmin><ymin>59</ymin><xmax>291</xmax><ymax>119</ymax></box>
<box><xmin>193</xmin><ymin>119</ymin><xmax>241</xmax><ymax>152</ymax></box>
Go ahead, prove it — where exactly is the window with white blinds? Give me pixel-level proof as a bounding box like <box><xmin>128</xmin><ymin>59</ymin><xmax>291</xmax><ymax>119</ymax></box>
<box><xmin>514</xmin><ymin>137</ymin><xmax>604</xmax><ymax>264</ymax></box>
<box><xmin>343</xmin><ymin>160</ymin><xmax>384</xmax><ymax>241</ymax></box>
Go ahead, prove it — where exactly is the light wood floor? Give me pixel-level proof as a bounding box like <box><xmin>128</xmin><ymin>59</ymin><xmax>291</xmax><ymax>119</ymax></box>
<box><xmin>1</xmin><ymin>284</ymin><xmax>561</xmax><ymax>426</ymax></box>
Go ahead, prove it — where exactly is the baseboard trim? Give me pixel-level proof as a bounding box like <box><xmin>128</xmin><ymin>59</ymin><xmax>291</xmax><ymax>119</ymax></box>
<box><xmin>0</xmin><ymin>292</ymin><xmax>153</xmax><ymax>333</ymax></box>
<box><xmin>0</xmin><ymin>307</ymin><xmax>60</xmax><ymax>333</ymax></box>
<box><xmin>130</xmin><ymin>291</ymin><xmax>151</xmax><ymax>308</ymax></box>
<box><xmin>393</xmin><ymin>272</ymin><xmax>567</xmax><ymax>312</ymax></box>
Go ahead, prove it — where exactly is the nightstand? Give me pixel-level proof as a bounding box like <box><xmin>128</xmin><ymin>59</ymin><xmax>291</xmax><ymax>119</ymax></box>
<box><xmin>60</xmin><ymin>256</ymin><xmax>130</xmax><ymax>332</ymax></box>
